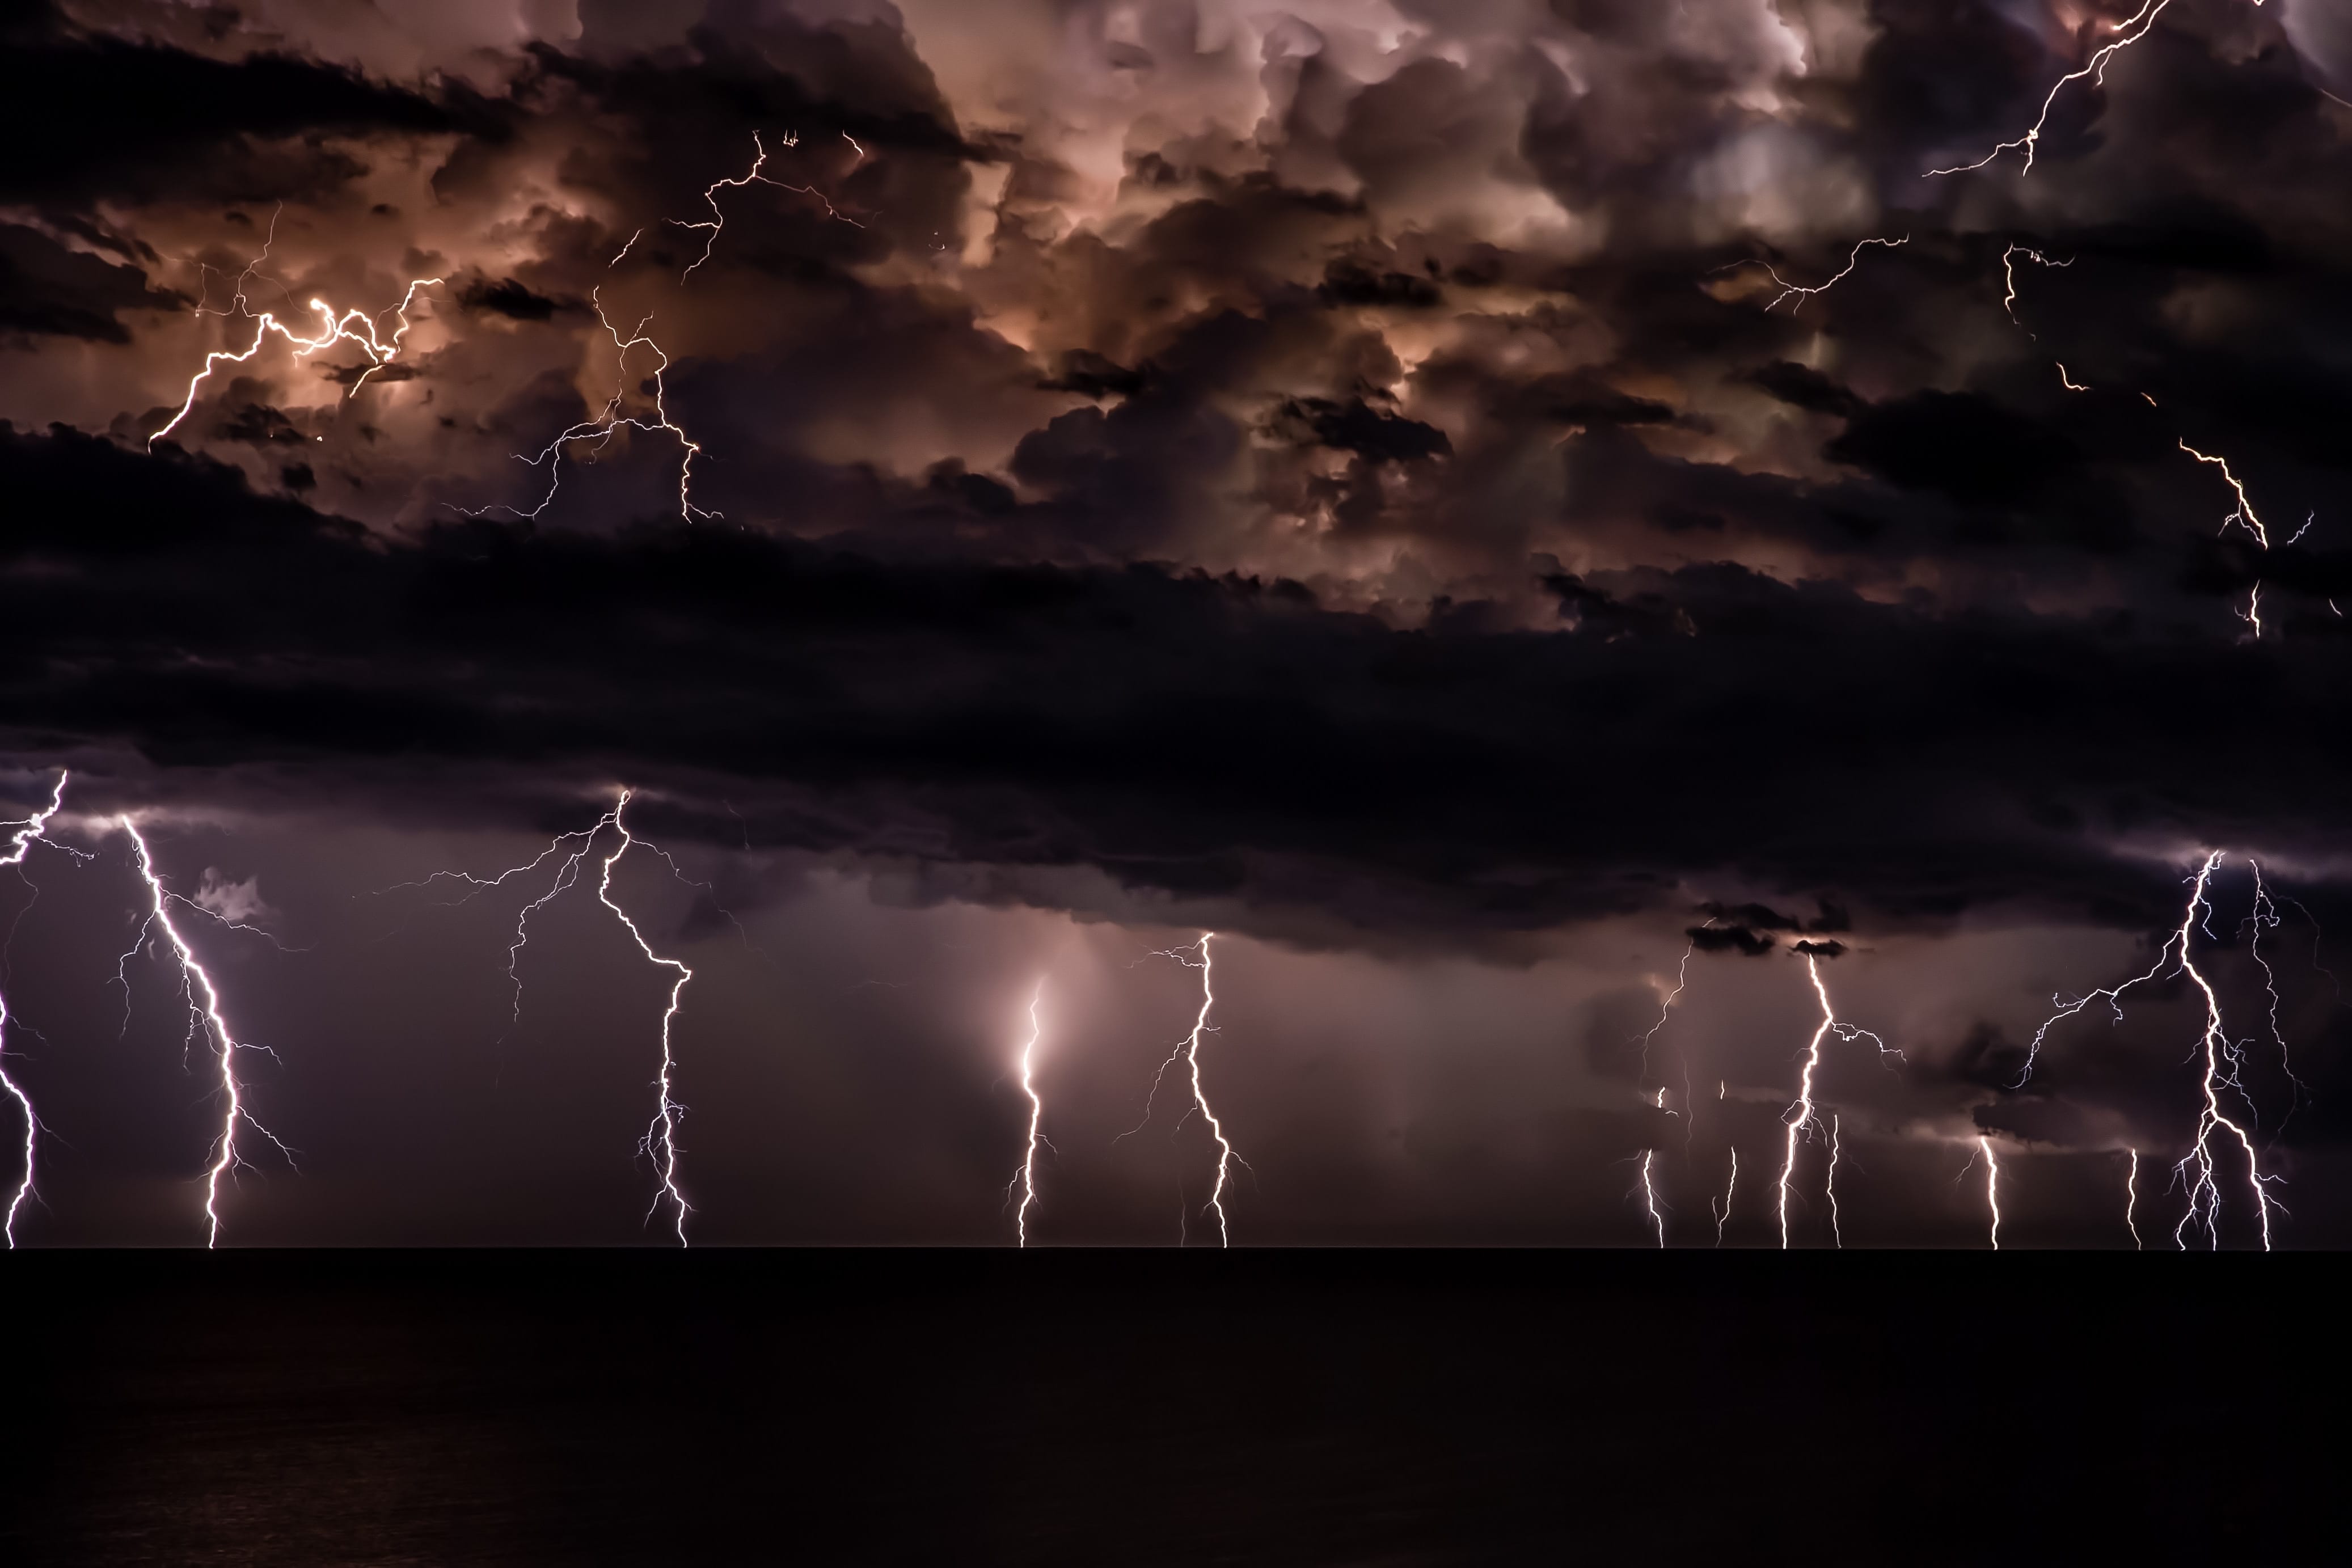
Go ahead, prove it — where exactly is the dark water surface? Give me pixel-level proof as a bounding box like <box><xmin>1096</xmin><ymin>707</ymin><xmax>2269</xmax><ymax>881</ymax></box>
<box><xmin>1</xmin><ymin>1252</ymin><xmax>2337</xmax><ymax>1564</ymax></box>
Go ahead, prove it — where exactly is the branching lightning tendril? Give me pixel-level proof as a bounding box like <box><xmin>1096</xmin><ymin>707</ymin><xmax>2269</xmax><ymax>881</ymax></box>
<box><xmin>120</xmin><ymin>818</ymin><xmax>293</xmax><ymax>1248</ymax></box>
<box><xmin>0</xmin><ymin>771</ymin><xmax>69</xmax><ymax>1246</ymax></box>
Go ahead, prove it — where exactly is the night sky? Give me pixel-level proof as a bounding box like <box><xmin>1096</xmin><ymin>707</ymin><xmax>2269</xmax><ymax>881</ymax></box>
<box><xmin>5</xmin><ymin>0</ymin><xmax>2351</xmax><ymax>1249</ymax></box>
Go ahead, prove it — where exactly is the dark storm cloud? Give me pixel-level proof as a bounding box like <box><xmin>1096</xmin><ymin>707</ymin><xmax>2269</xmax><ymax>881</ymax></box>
<box><xmin>0</xmin><ymin>223</ymin><xmax>179</xmax><ymax>343</ymax></box>
<box><xmin>10</xmin><ymin>425</ymin><xmax>2352</xmax><ymax>947</ymax></box>
<box><xmin>0</xmin><ymin>3</ymin><xmax>499</xmax><ymax>212</ymax></box>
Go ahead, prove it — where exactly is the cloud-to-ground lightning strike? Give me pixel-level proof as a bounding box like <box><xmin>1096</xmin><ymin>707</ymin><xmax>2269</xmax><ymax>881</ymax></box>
<box><xmin>383</xmin><ymin>791</ymin><xmax>699</xmax><ymax>1240</ymax></box>
<box><xmin>0</xmin><ymin>771</ymin><xmax>70</xmax><ymax>1245</ymax></box>
<box><xmin>1926</xmin><ymin>1</ymin><xmax>2270</xmax><ymax>178</ymax></box>
<box><xmin>150</xmin><ymin>214</ymin><xmax>441</xmax><ymax>446</ymax></box>
<box><xmin>1128</xmin><ymin>933</ymin><xmax>1247</xmax><ymax>1246</ymax></box>
<box><xmin>1979</xmin><ymin>1135</ymin><xmax>2002</xmax><ymax>1251</ymax></box>
<box><xmin>2028</xmin><ymin>853</ymin><xmax>2281</xmax><ymax>1249</ymax></box>
<box><xmin>1777</xmin><ymin>953</ymin><xmax>1896</xmax><ymax>1249</ymax></box>
<box><xmin>1758</xmin><ymin>235</ymin><xmax>1908</xmax><ymax>312</ymax></box>
<box><xmin>672</xmin><ymin>130</ymin><xmax>865</xmax><ymax>282</ymax></box>
<box><xmin>1826</xmin><ymin>1115</ymin><xmax>1844</xmax><ymax>1249</ymax></box>
<box><xmin>464</xmin><ymin>288</ymin><xmax>716</xmax><ymax>523</ymax></box>
<box><xmin>2125</xmin><ymin>1148</ymin><xmax>2143</xmax><ymax>1249</ymax></box>
<box><xmin>594</xmin><ymin>793</ymin><xmax>695</xmax><ymax>1245</ymax></box>
<box><xmin>1713</xmin><ymin>1148</ymin><xmax>1737</xmax><ymax>1247</ymax></box>
<box><xmin>120</xmin><ymin>818</ymin><xmax>293</xmax><ymax>1248</ymax></box>
<box><xmin>1639</xmin><ymin>1149</ymin><xmax>1666</xmax><ymax>1248</ymax></box>
<box><xmin>1005</xmin><ymin>982</ymin><xmax>1048</xmax><ymax>1247</ymax></box>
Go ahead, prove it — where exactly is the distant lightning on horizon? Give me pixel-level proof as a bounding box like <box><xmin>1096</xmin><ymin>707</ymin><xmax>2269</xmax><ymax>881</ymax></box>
<box><xmin>0</xmin><ymin>771</ymin><xmax>71</xmax><ymax>1246</ymax></box>
<box><xmin>1125</xmin><ymin>933</ymin><xmax>1247</xmax><ymax>1246</ymax></box>
<box><xmin>1006</xmin><ymin>982</ymin><xmax>1049</xmax><ymax>1247</ymax></box>
<box><xmin>383</xmin><ymin>789</ymin><xmax>699</xmax><ymax>1242</ymax></box>
<box><xmin>1777</xmin><ymin>951</ymin><xmax>1897</xmax><ymax>1249</ymax></box>
<box><xmin>119</xmin><ymin>817</ymin><xmax>295</xmax><ymax>1248</ymax></box>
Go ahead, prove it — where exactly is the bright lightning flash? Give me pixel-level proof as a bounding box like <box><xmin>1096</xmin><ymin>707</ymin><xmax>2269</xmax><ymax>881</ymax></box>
<box><xmin>1129</xmin><ymin>933</ymin><xmax>1248</xmax><ymax>1246</ymax></box>
<box><xmin>1005</xmin><ymin>982</ymin><xmax>1048</xmax><ymax>1246</ymax></box>
<box><xmin>1926</xmin><ymin>1</ymin><xmax>2269</xmax><ymax>178</ymax></box>
<box><xmin>1639</xmin><ymin>1148</ymin><xmax>1666</xmax><ymax>1248</ymax></box>
<box><xmin>0</xmin><ymin>771</ymin><xmax>70</xmax><ymax>1245</ymax></box>
<box><xmin>120</xmin><ymin>818</ymin><xmax>294</xmax><ymax>1247</ymax></box>
<box><xmin>1979</xmin><ymin>1134</ymin><xmax>2001</xmax><ymax>1251</ymax></box>
<box><xmin>2026</xmin><ymin>852</ymin><xmax>2282</xmax><ymax>1250</ymax></box>
<box><xmin>1713</xmin><ymin>1147</ymin><xmax>1737</xmax><ymax>1247</ymax></box>
<box><xmin>385</xmin><ymin>790</ymin><xmax>699</xmax><ymax>1241</ymax></box>
<box><xmin>594</xmin><ymin>793</ymin><xmax>695</xmax><ymax>1245</ymax></box>
<box><xmin>1776</xmin><ymin>952</ymin><xmax>1897</xmax><ymax>1249</ymax></box>
<box><xmin>151</xmin><ymin>214</ymin><xmax>440</xmax><ymax>447</ymax></box>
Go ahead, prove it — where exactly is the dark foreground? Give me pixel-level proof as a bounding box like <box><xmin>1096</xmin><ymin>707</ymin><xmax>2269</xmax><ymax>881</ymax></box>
<box><xmin>0</xmin><ymin>1251</ymin><xmax>2337</xmax><ymax>1565</ymax></box>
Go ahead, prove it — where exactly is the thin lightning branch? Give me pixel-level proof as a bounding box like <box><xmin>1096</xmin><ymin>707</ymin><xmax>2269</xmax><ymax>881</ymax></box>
<box><xmin>0</xmin><ymin>771</ymin><xmax>69</xmax><ymax>1245</ymax></box>
<box><xmin>1826</xmin><ymin>1115</ymin><xmax>1844</xmax><ymax>1249</ymax></box>
<box><xmin>1635</xmin><ymin>943</ymin><xmax>1692</xmax><ymax>1080</ymax></box>
<box><xmin>1924</xmin><ymin>1</ymin><xmax>2266</xmax><ymax>177</ymax></box>
<box><xmin>2125</xmin><ymin>1148</ymin><xmax>2143</xmax><ymax>1250</ymax></box>
<box><xmin>1639</xmin><ymin>1148</ymin><xmax>1666</xmax><ymax>1248</ymax></box>
<box><xmin>1979</xmin><ymin>1135</ymin><xmax>2002</xmax><ymax>1250</ymax></box>
<box><xmin>1713</xmin><ymin>1148</ymin><xmax>1737</xmax><ymax>1247</ymax></box>
<box><xmin>1126</xmin><ymin>933</ymin><xmax>1247</xmax><ymax>1246</ymax></box>
<box><xmin>2178</xmin><ymin>439</ymin><xmax>2270</xmax><ymax>547</ymax></box>
<box><xmin>1776</xmin><ymin>953</ymin><xmax>1896</xmax><ymax>1249</ymax></box>
<box><xmin>2244</xmin><ymin>861</ymin><xmax>2311</xmax><ymax>1126</ymax></box>
<box><xmin>672</xmin><ymin>130</ymin><xmax>864</xmax><ymax>282</ymax></box>
<box><xmin>2001</xmin><ymin>243</ymin><xmax>2072</xmax><ymax>331</ymax></box>
<box><xmin>1758</xmin><ymin>235</ymin><xmax>1908</xmax><ymax>312</ymax></box>
<box><xmin>120</xmin><ymin>818</ymin><xmax>293</xmax><ymax>1248</ymax></box>
<box><xmin>2027</xmin><ymin>852</ymin><xmax>2282</xmax><ymax>1248</ymax></box>
<box><xmin>386</xmin><ymin>792</ymin><xmax>700</xmax><ymax>1238</ymax></box>
<box><xmin>2164</xmin><ymin>855</ymin><xmax>2282</xmax><ymax>1251</ymax></box>
<box><xmin>1006</xmin><ymin>982</ymin><xmax>1048</xmax><ymax>1247</ymax></box>
<box><xmin>461</xmin><ymin>288</ymin><xmax>717</xmax><ymax>524</ymax></box>
<box><xmin>2057</xmin><ymin>363</ymin><xmax>2090</xmax><ymax>391</ymax></box>
<box><xmin>151</xmin><ymin>224</ymin><xmax>441</xmax><ymax>446</ymax></box>
<box><xmin>594</xmin><ymin>792</ymin><xmax>695</xmax><ymax>1245</ymax></box>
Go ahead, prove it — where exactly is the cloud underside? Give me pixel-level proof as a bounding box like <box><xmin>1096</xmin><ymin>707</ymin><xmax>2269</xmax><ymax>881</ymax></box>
<box><xmin>7</xmin><ymin>426</ymin><xmax>2347</xmax><ymax>943</ymax></box>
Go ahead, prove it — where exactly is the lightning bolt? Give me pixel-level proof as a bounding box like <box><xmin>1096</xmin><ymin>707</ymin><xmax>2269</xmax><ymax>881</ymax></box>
<box><xmin>672</xmin><ymin>130</ymin><xmax>865</xmax><ymax>282</ymax></box>
<box><xmin>2178</xmin><ymin>439</ymin><xmax>2271</xmax><ymax>548</ymax></box>
<box><xmin>2000</xmin><ymin>243</ymin><xmax>2072</xmax><ymax>331</ymax></box>
<box><xmin>1925</xmin><ymin>1</ymin><xmax>2269</xmax><ymax>178</ymax></box>
<box><xmin>1776</xmin><ymin>952</ymin><xmax>1897</xmax><ymax>1249</ymax></box>
<box><xmin>1004</xmin><ymin>982</ymin><xmax>1048</xmax><ymax>1247</ymax></box>
<box><xmin>594</xmin><ymin>792</ymin><xmax>694</xmax><ymax>1245</ymax></box>
<box><xmin>2165</xmin><ymin>855</ymin><xmax>2281</xmax><ymax>1251</ymax></box>
<box><xmin>2029</xmin><ymin>852</ymin><xmax>2282</xmax><ymax>1249</ymax></box>
<box><xmin>1637</xmin><ymin>1149</ymin><xmax>1667</xmax><ymax>1248</ymax></box>
<box><xmin>1826</xmin><ymin>1114</ymin><xmax>1844</xmax><ymax>1249</ymax></box>
<box><xmin>1756</xmin><ymin>235</ymin><xmax>1910</xmax><ymax>311</ymax></box>
<box><xmin>0</xmin><ymin>771</ymin><xmax>70</xmax><ymax>1246</ymax></box>
<box><xmin>2243</xmin><ymin>860</ymin><xmax>2311</xmax><ymax>1122</ymax></box>
<box><xmin>2124</xmin><ymin>1148</ymin><xmax>2143</xmax><ymax>1250</ymax></box>
<box><xmin>1127</xmin><ymin>933</ymin><xmax>1247</xmax><ymax>1246</ymax></box>
<box><xmin>1978</xmin><ymin>1134</ymin><xmax>2002</xmax><ymax>1251</ymax></box>
<box><xmin>152</xmin><ymin>214</ymin><xmax>440</xmax><ymax>447</ymax></box>
<box><xmin>1713</xmin><ymin>1148</ymin><xmax>1737</xmax><ymax>1247</ymax></box>
<box><xmin>463</xmin><ymin>288</ymin><xmax>717</xmax><ymax>524</ymax></box>
<box><xmin>119</xmin><ymin>817</ymin><xmax>293</xmax><ymax>1248</ymax></box>
<box><xmin>380</xmin><ymin>790</ymin><xmax>698</xmax><ymax>1240</ymax></box>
